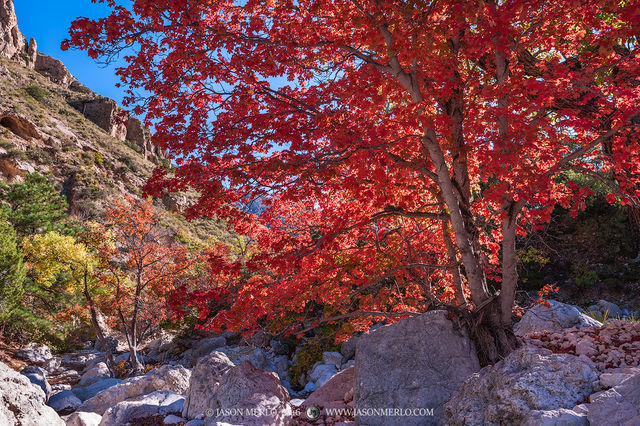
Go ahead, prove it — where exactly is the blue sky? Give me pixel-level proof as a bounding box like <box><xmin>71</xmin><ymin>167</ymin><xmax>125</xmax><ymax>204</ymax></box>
<box><xmin>15</xmin><ymin>0</ymin><xmax>128</xmax><ymax>105</ymax></box>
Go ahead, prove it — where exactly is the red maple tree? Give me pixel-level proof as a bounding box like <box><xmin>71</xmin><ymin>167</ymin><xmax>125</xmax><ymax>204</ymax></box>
<box><xmin>91</xmin><ymin>196</ymin><xmax>192</xmax><ymax>372</ymax></box>
<box><xmin>65</xmin><ymin>0</ymin><xmax>640</xmax><ymax>362</ymax></box>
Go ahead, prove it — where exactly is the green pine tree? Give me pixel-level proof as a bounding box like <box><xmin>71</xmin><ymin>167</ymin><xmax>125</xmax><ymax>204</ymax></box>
<box><xmin>0</xmin><ymin>210</ymin><xmax>26</xmax><ymax>325</ymax></box>
<box><xmin>0</xmin><ymin>173</ymin><xmax>76</xmax><ymax>236</ymax></box>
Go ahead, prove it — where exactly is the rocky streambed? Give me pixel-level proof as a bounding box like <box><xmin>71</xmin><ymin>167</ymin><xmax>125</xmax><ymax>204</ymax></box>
<box><xmin>1</xmin><ymin>299</ymin><xmax>639</xmax><ymax>425</ymax></box>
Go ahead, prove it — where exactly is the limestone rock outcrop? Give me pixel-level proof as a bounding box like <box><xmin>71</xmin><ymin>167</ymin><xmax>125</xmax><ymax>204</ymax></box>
<box><xmin>588</xmin><ymin>371</ymin><xmax>640</xmax><ymax>426</ymax></box>
<box><xmin>69</xmin><ymin>98</ymin><xmax>128</xmax><ymax>141</ymax></box>
<box><xmin>126</xmin><ymin>117</ymin><xmax>165</xmax><ymax>161</ymax></box>
<box><xmin>26</xmin><ymin>37</ymin><xmax>36</xmax><ymax>66</ymax></box>
<box><xmin>0</xmin><ymin>0</ymin><xmax>25</xmax><ymax>60</ymax></box>
<box><xmin>182</xmin><ymin>351</ymin><xmax>235</xmax><ymax>419</ymax></box>
<box><xmin>35</xmin><ymin>53</ymin><xmax>75</xmax><ymax>87</ymax></box>
<box><xmin>0</xmin><ymin>361</ymin><xmax>65</xmax><ymax>425</ymax></box>
<box><xmin>354</xmin><ymin>310</ymin><xmax>480</xmax><ymax>426</ymax></box>
<box><xmin>69</xmin><ymin>99</ymin><xmax>166</xmax><ymax>161</ymax></box>
<box><xmin>0</xmin><ymin>112</ymin><xmax>41</xmax><ymax>140</ymax></box>
<box><xmin>78</xmin><ymin>364</ymin><xmax>190</xmax><ymax>415</ymax></box>
<box><xmin>514</xmin><ymin>300</ymin><xmax>602</xmax><ymax>336</ymax></box>
<box><xmin>444</xmin><ymin>346</ymin><xmax>598</xmax><ymax>425</ymax></box>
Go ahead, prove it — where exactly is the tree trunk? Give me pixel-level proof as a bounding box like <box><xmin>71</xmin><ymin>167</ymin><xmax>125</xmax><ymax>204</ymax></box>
<box><xmin>382</xmin><ymin>26</ymin><xmax>517</xmax><ymax>364</ymax></box>
<box><xmin>127</xmin><ymin>279</ymin><xmax>144</xmax><ymax>374</ymax></box>
<box><xmin>83</xmin><ymin>272</ymin><xmax>115</xmax><ymax>375</ymax></box>
<box><xmin>423</xmin><ymin>129</ymin><xmax>490</xmax><ymax>306</ymax></box>
<box><xmin>466</xmin><ymin>297</ymin><xmax>519</xmax><ymax>366</ymax></box>
<box><xmin>128</xmin><ymin>344</ymin><xmax>143</xmax><ymax>373</ymax></box>
<box><xmin>441</xmin><ymin>218</ymin><xmax>467</xmax><ymax>307</ymax></box>
<box><xmin>466</xmin><ymin>38</ymin><xmax>520</xmax><ymax>365</ymax></box>
<box><xmin>499</xmin><ymin>200</ymin><xmax>523</xmax><ymax>324</ymax></box>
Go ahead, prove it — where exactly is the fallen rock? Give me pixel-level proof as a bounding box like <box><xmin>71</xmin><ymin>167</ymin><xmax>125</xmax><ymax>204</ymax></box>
<box><xmin>355</xmin><ymin>310</ymin><xmax>480</xmax><ymax>426</ymax></box>
<box><xmin>99</xmin><ymin>389</ymin><xmax>184</xmax><ymax>426</ymax></box>
<box><xmin>302</xmin><ymin>381</ymin><xmax>316</xmax><ymax>393</ymax></box>
<box><xmin>0</xmin><ymin>361</ymin><xmax>64</xmax><ymax>425</ymax></box>
<box><xmin>204</xmin><ymin>361</ymin><xmax>292</xmax><ymax>426</ymax></box>
<box><xmin>218</xmin><ymin>345</ymin><xmax>268</xmax><ymax>369</ymax></box>
<box><xmin>192</xmin><ymin>336</ymin><xmax>227</xmax><ymax>359</ymax></box>
<box><xmin>51</xmin><ymin>384</ymin><xmax>72</xmax><ymax>393</ymax></box>
<box><xmin>587</xmin><ymin>300</ymin><xmax>623</xmax><ymax>319</ymax></box>
<box><xmin>340</xmin><ymin>337</ymin><xmax>358</xmax><ymax>361</ymax></box>
<box><xmin>53</xmin><ymin>369</ymin><xmax>81</xmax><ymax>385</ymax></box>
<box><xmin>268</xmin><ymin>354</ymin><xmax>290</xmax><ymax>380</ymax></box>
<box><xmin>309</xmin><ymin>363</ymin><xmax>338</xmax><ymax>388</ymax></box>
<box><xmin>146</xmin><ymin>334</ymin><xmax>174</xmax><ymax>353</ymax></box>
<box><xmin>341</xmin><ymin>359</ymin><xmax>355</xmax><ymax>371</ymax></box>
<box><xmin>72</xmin><ymin>378</ymin><xmax>122</xmax><ymax>402</ymax></box>
<box><xmin>65</xmin><ymin>411</ymin><xmax>103</xmax><ymax>426</ymax></box>
<box><xmin>599</xmin><ymin>367</ymin><xmax>640</xmax><ymax>388</ymax></box>
<box><xmin>182</xmin><ymin>351</ymin><xmax>234</xmax><ymax>419</ymax></box>
<box><xmin>573</xmin><ymin>404</ymin><xmax>589</xmax><ymax>415</ymax></box>
<box><xmin>521</xmin><ymin>320</ymin><xmax>640</xmax><ymax>372</ymax></box>
<box><xmin>16</xmin><ymin>342</ymin><xmax>53</xmax><ymax>363</ymax></box>
<box><xmin>444</xmin><ymin>347</ymin><xmax>598</xmax><ymax>425</ymax></box>
<box><xmin>61</xmin><ymin>351</ymin><xmax>104</xmax><ymax>371</ymax></box>
<box><xmin>304</xmin><ymin>367</ymin><xmax>353</xmax><ymax>409</ymax></box>
<box><xmin>164</xmin><ymin>414</ymin><xmax>186</xmax><ymax>424</ymax></box>
<box><xmin>44</xmin><ymin>356</ymin><xmax>62</xmax><ymax>375</ymax></box>
<box><xmin>588</xmin><ymin>372</ymin><xmax>640</xmax><ymax>425</ymax></box>
<box><xmin>514</xmin><ymin>300</ymin><xmax>602</xmax><ymax>336</ymax></box>
<box><xmin>94</xmin><ymin>336</ymin><xmax>118</xmax><ymax>354</ymax></box>
<box><xmin>522</xmin><ymin>408</ymin><xmax>588</xmax><ymax>425</ymax></box>
<box><xmin>79</xmin><ymin>364</ymin><xmax>190</xmax><ymax>415</ymax></box>
<box><xmin>21</xmin><ymin>365</ymin><xmax>52</xmax><ymax>401</ymax></box>
<box><xmin>322</xmin><ymin>351</ymin><xmax>344</xmax><ymax>367</ymax></box>
<box><xmin>77</xmin><ymin>362</ymin><xmax>110</xmax><ymax>388</ymax></box>
<box><xmin>47</xmin><ymin>389</ymin><xmax>81</xmax><ymax>415</ymax></box>
<box><xmin>178</xmin><ymin>349</ymin><xmax>196</xmax><ymax>368</ymax></box>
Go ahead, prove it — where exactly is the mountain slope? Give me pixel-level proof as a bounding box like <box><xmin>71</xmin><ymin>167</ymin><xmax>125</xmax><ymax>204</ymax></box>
<box><xmin>0</xmin><ymin>0</ymin><xmax>230</xmax><ymax>245</ymax></box>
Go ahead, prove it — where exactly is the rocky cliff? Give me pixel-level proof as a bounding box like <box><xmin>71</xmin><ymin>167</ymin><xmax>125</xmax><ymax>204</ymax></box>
<box><xmin>0</xmin><ymin>0</ymin><xmax>228</xmax><ymax>243</ymax></box>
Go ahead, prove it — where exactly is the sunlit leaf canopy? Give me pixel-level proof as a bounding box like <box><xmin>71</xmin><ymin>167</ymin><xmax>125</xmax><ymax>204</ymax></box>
<box><xmin>64</xmin><ymin>0</ymin><xmax>640</xmax><ymax>340</ymax></box>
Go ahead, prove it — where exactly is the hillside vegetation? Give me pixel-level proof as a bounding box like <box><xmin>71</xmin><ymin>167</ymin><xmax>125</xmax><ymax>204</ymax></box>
<box><xmin>0</xmin><ymin>57</ymin><xmax>231</xmax><ymax>245</ymax></box>
<box><xmin>0</xmin><ymin>55</ymin><xmax>236</xmax><ymax>351</ymax></box>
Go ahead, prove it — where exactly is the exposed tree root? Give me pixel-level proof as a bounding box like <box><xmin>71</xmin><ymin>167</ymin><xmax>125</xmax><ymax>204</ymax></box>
<box><xmin>449</xmin><ymin>298</ymin><xmax>519</xmax><ymax>367</ymax></box>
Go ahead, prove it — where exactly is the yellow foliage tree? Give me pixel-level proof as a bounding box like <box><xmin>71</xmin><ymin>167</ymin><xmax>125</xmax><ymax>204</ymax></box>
<box><xmin>23</xmin><ymin>231</ymin><xmax>116</xmax><ymax>372</ymax></box>
<box><xmin>23</xmin><ymin>232</ymin><xmax>95</xmax><ymax>289</ymax></box>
